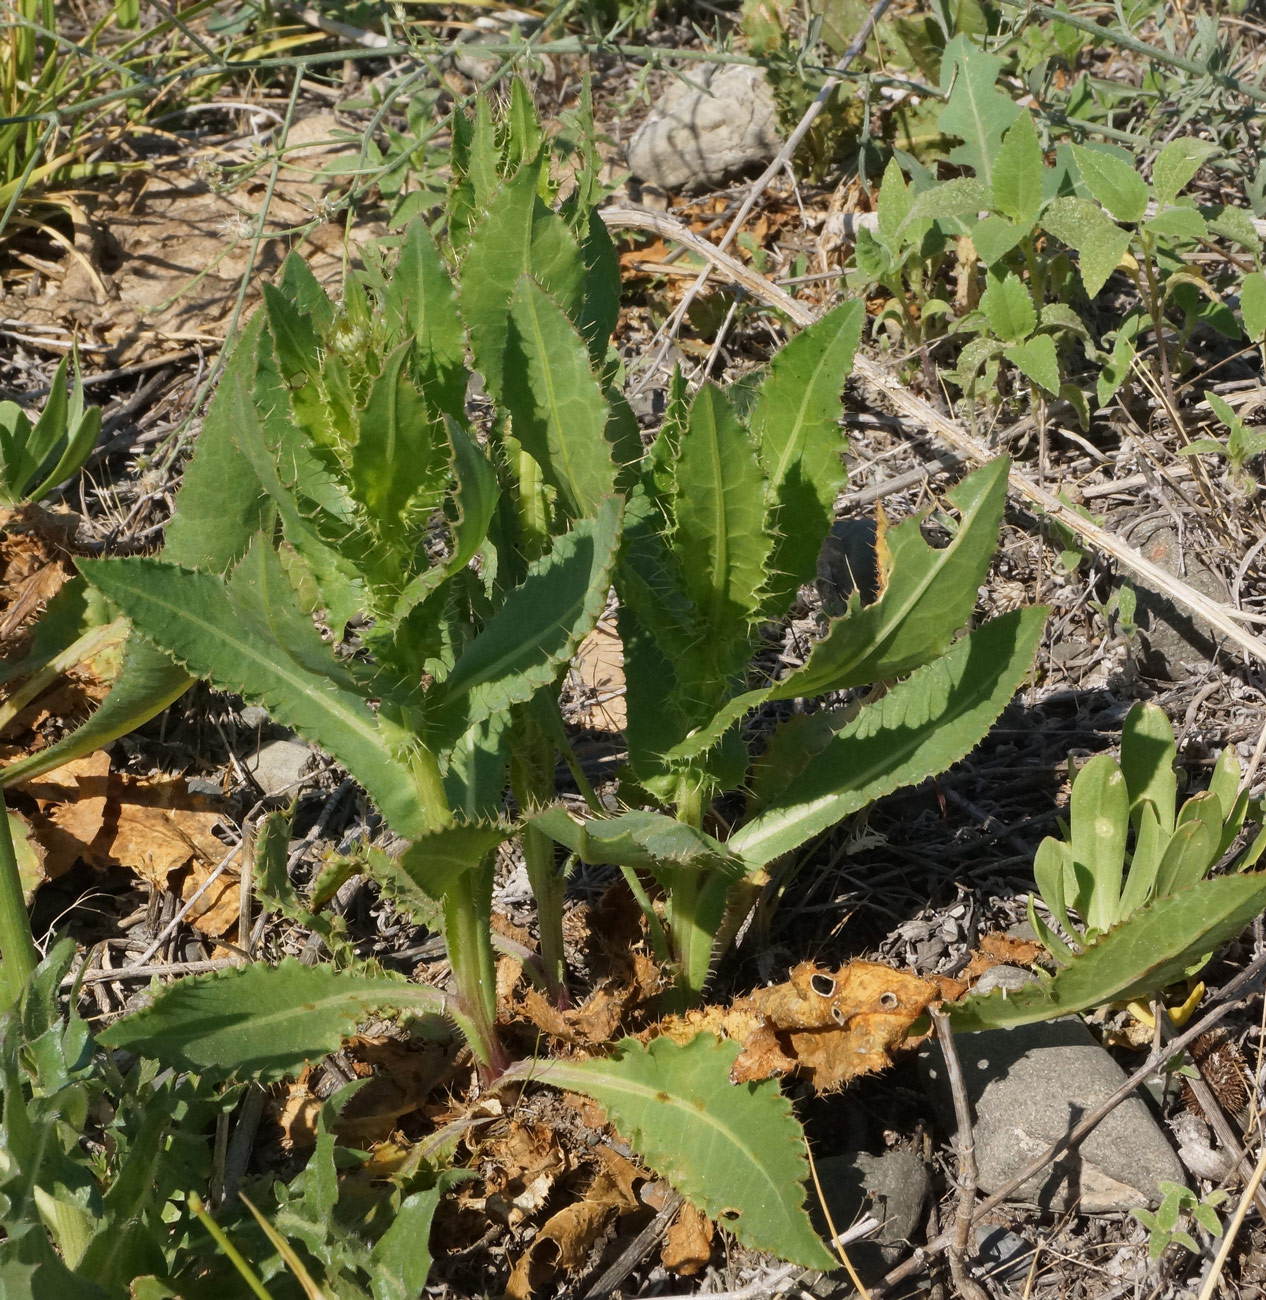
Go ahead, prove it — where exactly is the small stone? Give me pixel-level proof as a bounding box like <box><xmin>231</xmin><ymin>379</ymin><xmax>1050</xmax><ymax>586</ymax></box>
<box><xmin>238</xmin><ymin>705</ymin><xmax>272</xmax><ymax>731</ymax></box>
<box><xmin>244</xmin><ymin>738</ymin><xmax>312</xmax><ymax>797</ymax></box>
<box><xmin>920</xmin><ymin>1018</ymin><xmax>1186</xmax><ymax>1212</ymax></box>
<box><xmin>807</xmin><ymin>1148</ymin><xmax>929</xmax><ymax>1287</ymax></box>
<box><xmin>626</xmin><ymin>65</ymin><xmax>781</xmax><ymax>192</ymax></box>
<box><xmin>1109</xmin><ymin>515</ymin><xmax>1228</xmax><ymax>679</ymax></box>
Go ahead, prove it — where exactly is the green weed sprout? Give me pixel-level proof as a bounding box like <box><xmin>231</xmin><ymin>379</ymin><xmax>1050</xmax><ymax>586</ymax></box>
<box><xmin>1132</xmin><ymin>1182</ymin><xmax>1227</xmax><ymax>1260</ymax></box>
<box><xmin>0</xmin><ymin>354</ymin><xmax>101</xmax><ymax>508</ymax></box>
<box><xmin>1178</xmin><ymin>391</ymin><xmax>1266</xmax><ymax>492</ymax></box>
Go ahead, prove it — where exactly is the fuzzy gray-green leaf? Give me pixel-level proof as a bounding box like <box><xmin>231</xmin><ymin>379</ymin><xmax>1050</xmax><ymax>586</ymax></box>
<box><xmin>97</xmin><ymin>958</ymin><xmax>448</xmax><ymax>1081</ymax></box>
<box><xmin>731</xmin><ymin>606</ymin><xmax>1047</xmax><ymax>869</ymax></box>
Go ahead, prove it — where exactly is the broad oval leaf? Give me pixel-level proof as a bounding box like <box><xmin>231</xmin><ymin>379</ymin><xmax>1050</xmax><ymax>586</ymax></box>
<box><xmin>533</xmin><ymin>1035</ymin><xmax>837</xmax><ymax>1270</ymax></box>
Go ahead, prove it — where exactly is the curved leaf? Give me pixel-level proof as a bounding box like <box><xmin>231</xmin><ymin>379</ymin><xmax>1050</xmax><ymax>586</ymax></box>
<box><xmin>730</xmin><ymin>606</ymin><xmax>1047</xmax><ymax>868</ymax></box>
<box><xmin>950</xmin><ymin>871</ymin><xmax>1266</xmax><ymax>1031</ymax></box>
<box><xmin>98</xmin><ymin>959</ymin><xmax>449</xmax><ymax>1081</ymax></box>
<box><xmin>533</xmin><ymin>1035</ymin><xmax>837</xmax><ymax>1270</ymax></box>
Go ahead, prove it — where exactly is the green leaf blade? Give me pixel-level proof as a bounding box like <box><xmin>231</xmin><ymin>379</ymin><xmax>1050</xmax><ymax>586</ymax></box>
<box><xmin>97</xmin><ymin>959</ymin><xmax>448</xmax><ymax>1081</ymax></box>
<box><xmin>731</xmin><ymin>606</ymin><xmax>1048</xmax><ymax>869</ymax></box>
<box><xmin>950</xmin><ymin>872</ymin><xmax>1266</xmax><ymax>1031</ymax></box>
<box><xmin>539</xmin><ymin>1035</ymin><xmax>837</xmax><ymax>1270</ymax></box>
<box><xmin>504</xmin><ymin>275</ymin><xmax>615</xmax><ymax>519</ymax></box>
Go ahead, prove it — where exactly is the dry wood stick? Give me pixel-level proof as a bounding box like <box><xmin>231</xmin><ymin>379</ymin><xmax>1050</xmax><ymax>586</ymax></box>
<box><xmin>929</xmin><ymin>1010</ymin><xmax>989</xmax><ymax>1300</ymax></box>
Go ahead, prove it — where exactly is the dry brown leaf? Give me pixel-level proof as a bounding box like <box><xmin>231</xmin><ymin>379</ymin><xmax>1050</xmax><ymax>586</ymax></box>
<box><xmin>504</xmin><ymin>1148</ymin><xmax>645</xmax><ymax>1300</ymax></box>
<box><xmin>651</xmin><ymin>961</ymin><xmax>961</xmax><ymax>1092</ymax></box>
<box><xmin>18</xmin><ymin>756</ymin><xmax>238</xmax><ymax>936</ymax></box>
<box><xmin>662</xmin><ymin>1200</ymin><xmax>714</xmax><ymax>1275</ymax></box>
<box><xmin>570</xmin><ymin>621</ymin><xmax>625</xmax><ymax>732</ymax></box>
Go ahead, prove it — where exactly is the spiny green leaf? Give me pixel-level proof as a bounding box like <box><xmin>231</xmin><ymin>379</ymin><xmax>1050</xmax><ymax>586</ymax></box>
<box><xmin>80</xmin><ymin>541</ymin><xmax>423</xmax><ymax>837</ymax></box>
<box><xmin>673</xmin><ymin>385</ymin><xmax>772</xmax><ymax>678</ymax></box>
<box><xmin>772</xmin><ymin>457</ymin><xmax>1011</xmax><ymax>698</ymax></box>
<box><xmin>97</xmin><ymin>958</ymin><xmax>449</xmax><ymax>1080</ymax></box>
<box><xmin>391</xmin><ymin>819</ymin><xmax>513</xmax><ymax>900</ymax></box>
<box><xmin>663</xmin><ymin>458</ymin><xmax>1013</xmax><ymax>771</ymax></box>
<box><xmin>427</xmin><ymin>496</ymin><xmax>623</xmax><ymax>747</ymax></box>
<box><xmin>730</xmin><ymin>606</ymin><xmax>1047</xmax><ymax>869</ymax></box>
<box><xmin>751</xmin><ymin>300</ymin><xmax>863</xmax><ymax>617</ymax></box>
<box><xmin>537</xmin><ymin>1036</ymin><xmax>837</xmax><ymax>1270</ymax></box>
<box><xmin>503</xmin><ymin>275</ymin><xmax>615</xmax><ymax>519</ymax></box>
<box><xmin>949</xmin><ymin>872</ymin><xmax>1266</xmax><ymax>1031</ymax></box>
<box><xmin>263</xmin><ymin>281</ymin><xmax>332</xmax><ymax>449</ymax></box>
<box><xmin>462</xmin><ymin>164</ymin><xmax>586</xmax><ymax>399</ymax></box>
<box><xmin>3</xmin><ymin>316</ymin><xmax>275</xmax><ymax>788</ymax></box>
<box><xmin>385</xmin><ymin>218</ymin><xmax>467</xmax><ymax>419</ymax></box>
<box><xmin>351</xmin><ymin>342</ymin><xmax>449</xmax><ymax>547</ymax></box>
<box><xmin>531</xmin><ymin>807</ymin><xmax>744</xmax><ymax>881</ymax></box>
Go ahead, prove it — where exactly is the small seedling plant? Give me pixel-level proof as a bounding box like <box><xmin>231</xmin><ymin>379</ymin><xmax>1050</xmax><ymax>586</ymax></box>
<box><xmin>1132</xmin><ymin>1181</ymin><xmax>1228</xmax><ymax>1260</ymax></box>
<box><xmin>952</xmin><ymin>703</ymin><xmax>1266</xmax><ymax>1031</ymax></box>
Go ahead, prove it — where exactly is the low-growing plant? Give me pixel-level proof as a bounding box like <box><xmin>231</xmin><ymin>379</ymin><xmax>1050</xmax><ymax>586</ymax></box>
<box><xmin>1180</xmin><ymin>390</ymin><xmax>1266</xmax><ymax>492</ymax></box>
<box><xmin>1132</xmin><ymin>1181</ymin><xmax>1228</xmax><ymax>1260</ymax></box>
<box><xmin>0</xmin><ymin>353</ymin><xmax>101</xmax><ymax>509</ymax></box>
<box><xmin>952</xmin><ymin>703</ymin><xmax>1266</xmax><ymax>1031</ymax></box>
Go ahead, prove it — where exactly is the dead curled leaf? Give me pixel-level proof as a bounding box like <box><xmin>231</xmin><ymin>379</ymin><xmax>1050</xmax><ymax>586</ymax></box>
<box><xmin>504</xmin><ymin>1146</ymin><xmax>644</xmax><ymax>1300</ymax></box>
<box><xmin>650</xmin><ymin>961</ymin><xmax>963</xmax><ymax>1092</ymax></box>
<box><xmin>15</xmin><ymin>752</ymin><xmax>239</xmax><ymax>936</ymax></box>
<box><xmin>661</xmin><ymin>1199</ymin><xmax>714</xmax><ymax>1275</ymax></box>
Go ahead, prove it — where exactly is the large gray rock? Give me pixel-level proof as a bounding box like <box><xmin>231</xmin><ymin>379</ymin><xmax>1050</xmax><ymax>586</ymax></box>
<box><xmin>626</xmin><ymin>65</ymin><xmax>781</xmax><ymax>192</ymax></box>
<box><xmin>921</xmin><ymin>1016</ymin><xmax>1185</xmax><ymax>1212</ymax></box>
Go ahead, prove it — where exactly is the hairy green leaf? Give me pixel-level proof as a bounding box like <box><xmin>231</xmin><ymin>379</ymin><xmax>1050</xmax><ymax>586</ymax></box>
<box><xmin>427</xmin><ymin>497</ymin><xmax>623</xmax><ymax>746</ymax></box>
<box><xmin>503</xmin><ymin>275</ymin><xmax>615</xmax><ymax>518</ymax></box>
<box><xmin>1072</xmin><ymin>145</ymin><xmax>1149</xmax><ymax>224</ymax></box>
<box><xmin>98</xmin><ymin>959</ymin><xmax>449</xmax><ymax>1080</ymax></box>
<box><xmin>730</xmin><ymin>606</ymin><xmax>1047</xmax><ymax>868</ymax></box>
<box><xmin>1004</xmin><ymin>335</ymin><xmax>1060</xmax><ymax>395</ymax></box>
<box><xmin>1041</xmin><ymin>197</ymin><xmax>1132</xmax><ymax>298</ymax></box>
<box><xmin>992</xmin><ymin>111</ymin><xmax>1044</xmax><ymax>226</ymax></box>
<box><xmin>751</xmin><ymin>300</ymin><xmax>863</xmax><ymax>616</ymax></box>
<box><xmin>981</xmin><ymin>271</ymin><xmax>1035</xmax><ymax>343</ymax></box>
<box><xmin>535</xmin><ymin>1035</ymin><xmax>837</xmax><ymax>1270</ymax></box>
<box><xmin>950</xmin><ymin>872</ymin><xmax>1266</xmax><ymax>1030</ymax></box>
